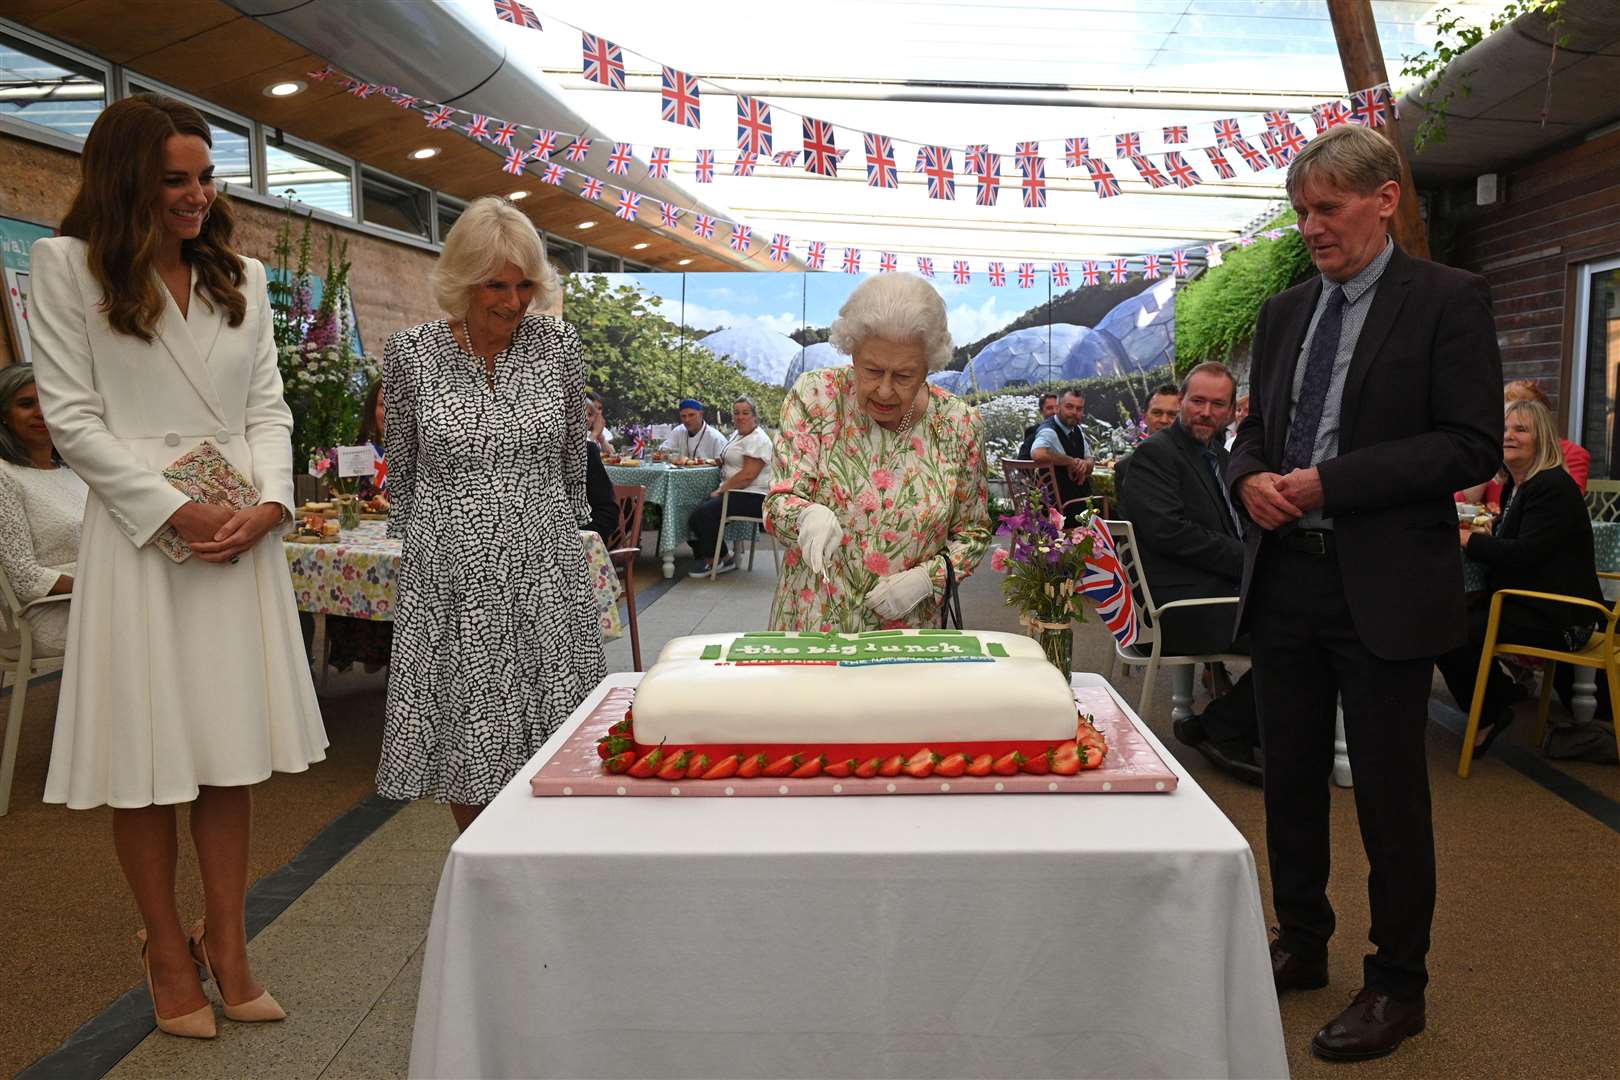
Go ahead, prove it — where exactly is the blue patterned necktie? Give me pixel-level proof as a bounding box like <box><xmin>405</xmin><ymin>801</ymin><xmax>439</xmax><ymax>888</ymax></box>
<box><xmin>1281</xmin><ymin>285</ymin><xmax>1346</xmax><ymax>474</ymax></box>
<box><xmin>1202</xmin><ymin>447</ymin><xmax>1244</xmax><ymax>538</ymax></box>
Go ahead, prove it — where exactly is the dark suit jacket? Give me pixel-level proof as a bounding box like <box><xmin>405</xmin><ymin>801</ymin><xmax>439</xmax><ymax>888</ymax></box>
<box><xmin>1019</xmin><ymin>423</ymin><xmax>1040</xmax><ymax>460</ymax></box>
<box><xmin>1227</xmin><ymin>244</ymin><xmax>1503</xmax><ymax>660</ymax></box>
<box><xmin>585</xmin><ymin>442</ymin><xmax>621</xmax><ymax>540</ymax></box>
<box><xmin>1469</xmin><ymin>468</ymin><xmax>1604</xmax><ymax>628</ymax></box>
<box><xmin>1121</xmin><ymin>423</ymin><xmax>1246</xmax><ymax>653</ymax></box>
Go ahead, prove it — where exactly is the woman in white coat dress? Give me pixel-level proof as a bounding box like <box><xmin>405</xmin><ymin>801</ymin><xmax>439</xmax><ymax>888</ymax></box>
<box><xmin>28</xmin><ymin>95</ymin><xmax>326</xmax><ymax>1039</ymax></box>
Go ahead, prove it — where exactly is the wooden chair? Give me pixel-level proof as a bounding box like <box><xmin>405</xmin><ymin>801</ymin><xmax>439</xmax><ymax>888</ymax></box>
<box><xmin>707</xmin><ymin>491</ymin><xmax>778</xmax><ymax>580</ymax></box>
<box><xmin>1459</xmin><ymin>571</ymin><xmax>1620</xmax><ymax>778</ymax></box>
<box><xmin>608</xmin><ymin>484</ymin><xmax>648</xmax><ymax>671</ymax></box>
<box><xmin>1001</xmin><ymin>458</ymin><xmax>1109</xmax><ymax>521</ymax></box>
<box><xmin>0</xmin><ymin>574</ymin><xmax>69</xmax><ymax>816</ymax></box>
<box><xmin>1584</xmin><ymin>478</ymin><xmax>1620</xmax><ymax>522</ymax></box>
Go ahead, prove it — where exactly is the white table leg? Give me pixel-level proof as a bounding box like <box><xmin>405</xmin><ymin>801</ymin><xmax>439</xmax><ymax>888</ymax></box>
<box><xmin>662</xmin><ymin>554</ymin><xmax>675</xmax><ymax>579</ymax></box>
<box><xmin>1332</xmin><ymin>699</ymin><xmax>1353</xmax><ymax>788</ymax></box>
<box><xmin>1170</xmin><ymin>665</ymin><xmax>1194</xmax><ymax>722</ymax></box>
<box><xmin>1571</xmin><ymin>668</ymin><xmax>1598</xmax><ymax>725</ymax></box>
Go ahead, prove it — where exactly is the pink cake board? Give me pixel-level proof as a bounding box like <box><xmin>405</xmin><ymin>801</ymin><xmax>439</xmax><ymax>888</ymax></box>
<box><xmin>530</xmin><ymin>684</ymin><xmax>1178</xmax><ymax>797</ymax></box>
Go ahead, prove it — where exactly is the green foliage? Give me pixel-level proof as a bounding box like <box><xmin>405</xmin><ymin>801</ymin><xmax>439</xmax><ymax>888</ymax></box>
<box><xmin>565</xmin><ymin>274</ymin><xmax>785</xmax><ymax>427</ymax></box>
<box><xmin>1173</xmin><ymin>214</ymin><xmax>1310</xmax><ymax>372</ymax></box>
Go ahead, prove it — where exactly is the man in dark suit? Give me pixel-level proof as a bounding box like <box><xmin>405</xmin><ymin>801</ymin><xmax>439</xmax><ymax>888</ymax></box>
<box><xmin>1029</xmin><ymin>387</ymin><xmax>1093</xmax><ymax>523</ymax></box>
<box><xmin>1017</xmin><ymin>392</ymin><xmax>1059</xmax><ymax>458</ymax></box>
<box><xmin>1119</xmin><ymin>362</ymin><xmax>1260</xmax><ymax>785</ymax></box>
<box><xmin>1228</xmin><ymin>125</ymin><xmax>1501</xmax><ymax>1061</ymax></box>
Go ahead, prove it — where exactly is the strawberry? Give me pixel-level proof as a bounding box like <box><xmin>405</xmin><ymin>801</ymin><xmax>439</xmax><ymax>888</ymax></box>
<box><xmin>657</xmin><ymin>750</ymin><xmax>692</xmax><ymax>780</ymax></box>
<box><xmin>1051</xmin><ymin>742</ymin><xmax>1081</xmax><ymax>776</ymax></box>
<box><xmin>603</xmin><ymin>751</ymin><xmax>636</xmax><ymax>774</ymax></box>
<box><xmin>701</xmin><ymin>754</ymin><xmax>741</xmax><ymax>781</ymax></box>
<box><xmin>854</xmin><ymin>757</ymin><xmax>882</xmax><ymax>779</ymax></box>
<box><xmin>966</xmin><ymin>753</ymin><xmax>994</xmax><ymax>777</ymax></box>
<box><xmin>610</xmin><ymin>717</ymin><xmax>633</xmax><ymax>737</ymax></box>
<box><xmin>903</xmin><ymin>749</ymin><xmax>937</xmax><ymax>778</ymax></box>
<box><xmin>764</xmin><ymin>753</ymin><xmax>802</xmax><ymax>778</ymax></box>
<box><xmin>628</xmin><ymin>747</ymin><xmax>664</xmax><ymax>779</ymax></box>
<box><xmin>790</xmin><ymin>755</ymin><xmax>825</xmax><ymax>779</ymax></box>
<box><xmin>824</xmin><ymin>757</ymin><xmax>856</xmax><ymax>778</ymax></box>
<box><xmin>878</xmin><ymin>754</ymin><xmax>905</xmax><ymax>777</ymax></box>
<box><xmin>1022</xmin><ymin>748</ymin><xmax>1052</xmax><ymax>775</ymax></box>
<box><xmin>934</xmin><ymin>752</ymin><xmax>968</xmax><ymax>778</ymax></box>
<box><xmin>597</xmin><ymin>734</ymin><xmax>634</xmax><ymax>760</ymax></box>
<box><xmin>992</xmin><ymin>751</ymin><xmax>1024</xmax><ymax>776</ymax></box>
<box><xmin>685</xmin><ymin>753</ymin><xmax>711</xmax><ymax>779</ymax></box>
<box><xmin>737</xmin><ymin>752</ymin><xmax>767</xmax><ymax>779</ymax></box>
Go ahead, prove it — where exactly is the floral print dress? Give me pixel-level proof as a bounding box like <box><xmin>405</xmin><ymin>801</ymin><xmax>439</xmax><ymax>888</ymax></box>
<box><xmin>765</xmin><ymin>367</ymin><xmax>991</xmax><ymax>632</ymax></box>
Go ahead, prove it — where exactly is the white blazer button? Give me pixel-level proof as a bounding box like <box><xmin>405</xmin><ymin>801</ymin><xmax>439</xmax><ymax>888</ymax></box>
<box><xmin>164</xmin><ymin>433</ymin><xmax>181</xmax><ymax>447</ymax></box>
<box><xmin>216</xmin><ymin>430</ymin><xmax>231</xmax><ymax>444</ymax></box>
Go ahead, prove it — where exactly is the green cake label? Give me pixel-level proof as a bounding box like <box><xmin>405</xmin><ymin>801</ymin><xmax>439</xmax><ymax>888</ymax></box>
<box><xmin>725</xmin><ymin>632</ymin><xmax>991</xmax><ymax>666</ymax></box>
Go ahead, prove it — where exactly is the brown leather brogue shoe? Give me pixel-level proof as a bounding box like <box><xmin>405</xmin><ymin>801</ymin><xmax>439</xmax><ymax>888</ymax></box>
<box><xmin>1311</xmin><ymin>988</ymin><xmax>1425</xmax><ymax>1061</ymax></box>
<box><xmin>1270</xmin><ymin>938</ymin><xmax>1329</xmax><ymax>993</ymax></box>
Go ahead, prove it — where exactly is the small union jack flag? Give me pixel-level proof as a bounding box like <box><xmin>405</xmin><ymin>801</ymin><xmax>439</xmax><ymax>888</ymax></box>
<box><xmin>879</xmin><ymin>251</ymin><xmax>898</xmax><ymax>273</ymax></box>
<box><xmin>772</xmin><ymin>149</ymin><xmax>799</xmax><ymax>167</ymax></box>
<box><xmin>917</xmin><ymin>145</ymin><xmax>954</xmax><ymax>200</ymax></box>
<box><xmin>806</xmin><ymin>241</ymin><xmax>826</xmax><ymax>269</ymax></box>
<box><xmin>541</xmin><ymin>163</ymin><xmax>565</xmax><ymax>185</ymax></box>
<box><xmin>579</xmin><ymin>177</ymin><xmax>603</xmax><ymax>201</ymax></box>
<box><xmin>348</xmin><ymin>82</ymin><xmax>376</xmax><ymax>99</ymax></box>
<box><xmin>493</xmin><ymin>0</ymin><xmax>542</xmax><ymax>29</ymax></box>
<box><xmin>864</xmin><ymin>132</ymin><xmax>897</xmax><ymax>189</ymax></box>
<box><xmin>1203</xmin><ymin>146</ymin><xmax>1236</xmax><ymax>179</ymax></box>
<box><xmin>616</xmin><ymin>190</ymin><xmax>642</xmax><ymax>221</ymax></box>
<box><xmin>732</xmin><ymin>152</ymin><xmax>758</xmax><ymax>176</ymax></box>
<box><xmin>581</xmin><ymin>33</ymin><xmax>625</xmax><ymax>90</ymax></box>
<box><xmin>1377</xmin><ymin>85</ymin><xmax>1399</xmax><ymax>121</ymax></box>
<box><xmin>692</xmin><ymin>213</ymin><xmax>716</xmax><ymax>239</ymax></box>
<box><xmin>528</xmin><ymin>130</ymin><xmax>558</xmax><ymax>158</ymax></box>
<box><xmin>769</xmin><ymin>233</ymin><xmax>791</xmax><ymax>262</ymax></box>
<box><xmin>695</xmin><ymin>149</ymin><xmax>714</xmax><ymax>182</ymax></box>
<box><xmin>1275</xmin><ymin>122</ymin><xmax>1308</xmax><ymax>159</ymax></box>
<box><xmin>965</xmin><ymin>143</ymin><xmax>990</xmax><ymax>175</ymax></box>
<box><xmin>842</xmin><ymin>248</ymin><xmax>862</xmax><ymax>274</ymax></box>
<box><xmin>1065</xmin><ymin>136</ymin><xmax>1090</xmax><ymax>167</ymax></box>
<box><xmin>393</xmin><ymin>94</ymin><xmax>418</xmax><ymax>110</ymax></box>
<box><xmin>729</xmin><ymin>224</ymin><xmax>752</xmax><ymax>253</ymax></box>
<box><xmin>660</xmin><ymin>66</ymin><xmax>701</xmax><ymax>128</ymax></box>
<box><xmin>564</xmin><ymin>137</ymin><xmax>592</xmax><ymax>162</ymax></box>
<box><xmin>802</xmin><ymin>117</ymin><xmax>839</xmax><ymax>175</ymax></box>
<box><xmin>1213</xmin><ymin>118</ymin><xmax>1242</xmax><ymax>147</ymax></box>
<box><xmin>307</xmin><ymin>67</ymin><xmax>333</xmax><ymax>81</ymax></box>
<box><xmin>466</xmin><ymin>114</ymin><xmax>492</xmax><ymax>141</ymax></box>
<box><xmin>1263</xmin><ymin>229</ymin><xmax>1284</xmax><ymax>240</ymax></box>
<box><xmin>1115</xmin><ymin>131</ymin><xmax>1141</xmax><ymax>158</ymax></box>
<box><xmin>1259</xmin><ymin>130</ymin><xmax>1292</xmax><ymax>168</ymax></box>
<box><xmin>1109</xmin><ymin>258</ymin><xmax>1129</xmax><ymax>284</ymax></box>
<box><xmin>1086</xmin><ymin>158</ymin><xmax>1121</xmax><ymax>198</ymax></box>
<box><xmin>1081</xmin><ymin>260</ymin><xmax>1100</xmax><ymax>286</ymax></box>
<box><xmin>1017</xmin><ymin>262</ymin><xmax>1035</xmax><ymax>288</ymax></box>
<box><xmin>1163</xmin><ymin>125</ymin><xmax>1188</xmax><ymax>144</ymax></box>
<box><xmin>647</xmin><ymin>146</ymin><xmax>671</xmax><ymax>178</ymax></box>
<box><xmin>1351</xmin><ymin>88</ymin><xmax>1387</xmax><ymax>128</ymax></box>
<box><xmin>952</xmin><ymin>260</ymin><xmax>971</xmax><ymax>284</ymax></box>
<box><xmin>1263</xmin><ymin>110</ymin><xmax>1291</xmax><ymax>132</ymax></box>
<box><xmin>1079</xmin><ymin>519</ymin><xmax>1140</xmax><ymax>647</ymax></box>
<box><xmin>1236</xmin><ymin>235</ymin><xmax>1256</xmax><ymax>247</ymax></box>
<box><xmin>491</xmin><ymin>121</ymin><xmax>518</xmax><ymax>147</ymax></box>
<box><xmin>1014</xmin><ymin>140</ymin><xmax>1040</xmax><ymax>167</ymax></box>
<box><xmin>1163</xmin><ymin>151</ymin><xmax>1201</xmax><ymax>188</ymax></box>
<box><xmin>1130</xmin><ymin>154</ymin><xmax>1169</xmax><ymax>189</ymax></box>
<box><xmin>1313</xmin><ymin>100</ymin><xmax>1352</xmax><ymax>132</ymax></box>
<box><xmin>1021</xmin><ymin>157</ymin><xmax>1046</xmax><ymax>208</ymax></box>
<box><xmin>501</xmin><ymin>149</ymin><xmax>526</xmax><ymax>175</ymax></box>
<box><xmin>1052</xmin><ymin>262</ymin><xmax>1070</xmax><ymax>286</ymax></box>
<box><xmin>1171</xmin><ymin>249</ymin><xmax>1189</xmax><ymax>277</ymax></box>
<box><xmin>659</xmin><ymin>201</ymin><xmax>683</xmax><ymax>228</ymax></box>
<box><xmin>916</xmin><ymin>257</ymin><xmax>935</xmax><ymax>278</ymax></box>
<box><xmin>975</xmin><ymin>154</ymin><xmax>1001</xmax><ymax>206</ymax></box>
<box><xmin>1143</xmin><ymin>254</ymin><xmax>1161</xmax><ymax>280</ymax></box>
<box><xmin>988</xmin><ymin>262</ymin><xmax>1006</xmax><ymax>286</ymax></box>
<box><xmin>607</xmin><ymin>142</ymin><xmax>634</xmax><ymax>176</ymax></box>
<box><xmin>1231</xmin><ymin>137</ymin><xmax>1268</xmax><ymax>172</ymax></box>
<box><xmin>736</xmin><ymin>96</ymin><xmax>772</xmax><ymax>155</ymax></box>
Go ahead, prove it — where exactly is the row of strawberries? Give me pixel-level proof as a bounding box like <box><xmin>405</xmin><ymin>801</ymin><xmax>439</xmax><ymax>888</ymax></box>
<box><xmin>596</xmin><ymin>738</ymin><xmax>1103</xmax><ymax>781</ymax></box>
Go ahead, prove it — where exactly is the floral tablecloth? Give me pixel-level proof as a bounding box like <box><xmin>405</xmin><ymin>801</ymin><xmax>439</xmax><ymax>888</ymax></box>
<box><xmin>1462</xmin><ymin>520</ymin><xmax>1620</xmax><ymax>593</ymax></box>
<box><xmin>284</xmin><ymin>521</ymin><xmax>623</xmax><ymax>640</ymax></box>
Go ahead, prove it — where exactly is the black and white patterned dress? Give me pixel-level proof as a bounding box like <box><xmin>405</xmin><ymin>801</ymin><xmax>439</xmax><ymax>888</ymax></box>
<box><xmin>378</xmin><ymin>315</ymin><xmax>607</xmax><ymax>804</ymax></box>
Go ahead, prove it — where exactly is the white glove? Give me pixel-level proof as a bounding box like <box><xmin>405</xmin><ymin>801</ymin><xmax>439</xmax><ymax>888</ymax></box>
<box><xmin>865</xmin><ymin>566</ymin><xmax>934</xmax><ymax>619</ymax></box>
<box><xmin>796</xmin><ymin>503</ymin><xmax>844</xmax><ymax>575</ymax></box>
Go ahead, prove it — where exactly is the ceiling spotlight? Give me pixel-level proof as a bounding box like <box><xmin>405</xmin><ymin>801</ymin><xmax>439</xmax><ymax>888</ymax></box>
<box><xmin>264</xmin><ymin>80</ymin><xmax>306</xmax><ymax>98</ymax></box>
<box><xmin>509</xmin><ymin>190</ymin><xmax>529</xmax><ymax>200</ymax></box>
<box><xmin>678</xmin><ymin>258</ymin><xmax>693</xmax><ymax>265</ymax></box>
<box><xmin>632</xmin><ymin>242</ymin><xmax>649</xmax><ymax>250</ymax></box>
<box><xmin>578</xmin><ymin>221</ymin><xmax>597</xmax><ymax>230</ymax></box>
<box><xmin>410</xmin><ymin>147</ymin><xmax>439</xmax><ymax>160</ymax></box>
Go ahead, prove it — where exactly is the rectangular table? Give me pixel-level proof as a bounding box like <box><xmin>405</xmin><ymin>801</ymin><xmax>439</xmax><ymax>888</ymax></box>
<box><xmin>409</xmin><ymin>673</ymin><xmax>1288</xmax><ymax>1079</ymax></box>
<box><xmin>603</xmin><ymin>462</ymin><xmax>723</xmax><ymax>578</ymax></box>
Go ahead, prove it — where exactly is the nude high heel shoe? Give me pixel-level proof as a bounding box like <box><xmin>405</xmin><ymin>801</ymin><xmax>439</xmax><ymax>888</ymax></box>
<box><xmin>136</xmin><ymin>929</ymin><xmax>216</xmax><ymax>1039</ymax></box>
<box><xmin>188</xmin><ymin>919</ymin><xmax>287</xmax><ymax>1022</ymax></box>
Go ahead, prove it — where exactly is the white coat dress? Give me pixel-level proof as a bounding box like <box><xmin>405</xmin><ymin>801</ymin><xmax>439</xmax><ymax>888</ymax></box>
<box><xmin>28</xmin><ymin>236</ymin><xmax>327</xmax><ymax>809</ymax></box>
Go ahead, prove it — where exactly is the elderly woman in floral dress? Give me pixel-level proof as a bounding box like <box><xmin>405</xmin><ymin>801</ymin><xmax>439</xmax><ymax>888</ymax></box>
<box><xmin>766</xmin><ymin>273</ymin><xmax>990</xmax><ymax>631</ymax></box>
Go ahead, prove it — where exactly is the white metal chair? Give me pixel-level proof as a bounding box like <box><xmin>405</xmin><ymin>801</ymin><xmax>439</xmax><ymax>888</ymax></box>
<box><xmin>1097</xmin><ymin>519</ymin><xmax>1247</xmax><ymax>720</ymax></box>
<box><xmin>0</xmin><ymin>573</ymin><xmax>69</xmax><ymax>816</ymax></box>
<box><xmin>707</xmin><ymin>491</ymin><xmax>778</xmax><ymax>580</ymax></box>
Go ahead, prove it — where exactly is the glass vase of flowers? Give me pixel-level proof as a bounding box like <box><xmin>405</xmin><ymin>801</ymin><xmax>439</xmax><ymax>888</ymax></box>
<box><xmin>990</xmin><ymin>493</ymin><xmax>1094</xmax><ymax>681</ymax></box>
<box><xmin>308</xmin><ymin>448</ymin><xmax>360</xmax><ymax>530</ymax></box>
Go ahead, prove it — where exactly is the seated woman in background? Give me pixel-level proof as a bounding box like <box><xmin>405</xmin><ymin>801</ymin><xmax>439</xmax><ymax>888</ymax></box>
<box><xmin>355</xmin><ymin>376</ymin><xmax>386</xmax><ymax>500</ymax></box>
<box><xmin>1458</xmin><ymin>379</ymin><xmax>1590</xmax><ymax>506</ymax></box>
<box><xmin>584</xmin><ymin>394</ymin><xmax>620</xmax><ymax>540</ymax></box>
<box><xmin>689</xmin><ymin>395</ymin><xmax>771</xmax><ymax>576</ymax></box>
<box><xmin>1438</xmin><ymin>398</ymin><xmax>1604</xmax><ymax>757</ymax></box>
<box><xmin>0</xmin><ymin>366</ymin><xmax>87</xmax><ymax>654</ymax></box>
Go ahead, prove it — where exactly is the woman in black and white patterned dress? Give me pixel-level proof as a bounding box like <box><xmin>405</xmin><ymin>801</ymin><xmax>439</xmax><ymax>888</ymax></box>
<box><xmin>379</xmin><ymin>197</ymin><xmax>605</xmax><ymax>830</ymax></box>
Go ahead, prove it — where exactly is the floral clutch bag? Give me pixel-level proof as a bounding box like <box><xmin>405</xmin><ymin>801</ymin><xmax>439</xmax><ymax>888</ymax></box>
<box><xmin>152</xmin><ymin>442</ymin><xmax>260</xmax><ymax>564</ymax></box>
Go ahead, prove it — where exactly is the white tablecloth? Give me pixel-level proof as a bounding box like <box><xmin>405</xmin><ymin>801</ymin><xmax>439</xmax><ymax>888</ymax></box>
<box><xmin>410</xmin><ymin>673</ymin><xmax>1287</xmax><ymax>1079</ymax></box>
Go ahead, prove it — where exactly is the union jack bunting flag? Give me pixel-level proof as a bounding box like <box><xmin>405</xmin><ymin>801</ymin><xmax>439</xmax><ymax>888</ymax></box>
<box><xmin>501</xmin><ymin>149</ymin><xmax>526</xmax><ymax>175</ymax></box>
<box><xmin>965</xmin><ymin>143</ymin><xmax>990</xmax><ymax>175</ymax></box>
<box><xmin>1263</xmin><ymin>229</ymin><xmax>1284</xmax><ymax>240</ymax></box>
<box><xmin>348</xmin><ymin>82</ymin><xmax>376</xmax><ymax>99</ymax></box>
<box><xmin>729</xmin><ymin>224</ymin><xmax>752</xmax><ymax>252</ymax></box>
<box><xmin>1114</xmin><ymin>131</ymin><xmax>1141</xmax><ymax>158</ymax></box>
<box><xmin>493</xmin><ymin>0</ymin><xmax>542</xmax><ymax>29</ymax></box>
<box><xmin>1259</xmin><ymin>130</ymin><xmax>1292</xmax><ymax>169</ymax></box>
<box><xmin>607</xmin><ymin>142</ymin><xmax>634</xmax><ymax>176</ymax></box>
<box><xmin>917</xmin><ymin>145</ymin><xmax>954</xmax><ymax>200</ymax></box>
<box><xmin>1162</xmin><ymin>125</ymin><xmax>1188</xmax><ymax>144</ymax></box>
<box><xmin>771</xmin><ymin>149</ymin><xmax>800</xmax><ymax>167</ymax></box>
<box><xmin>1203</xmin><ymin>145</ymin><xmax>1236</xmax><ymax>179</ymax></box>
<box><xmin>1014</xmin><ymin>140</ymin><xmax>1040</xmax><ymax>167</ymax></box>
<box><xmin>1231</xmin><ymin>137</ymin><xmax>1268</xmax><ymax>172</ymax></box>
<box><xmin>1351</xmin><ymin>88</ymin><xmax>1387</xmax><ymax>128</ymax></box>
<box><xmin>1171</xmin><ymin>249</ymin><xmax>1189</xmax><ymax>277</ymax></box>
<box><xmin>466</xmin><ymin>114</ymin><xmax>492</xmax><ymax>141</ymax></box>
<box><xmin>692</xmin><ymin>213</ymin><xmax>716</xmax><ymax>239</ymax></box>
<box><xmin>802</xmin><ymin>117</ymin><xmax>839</xmax><ymax>175</ymax></box>
<box><xmin>879</xmin><ymin>251</ymin><xmax>898</xmax><ymax>273</ymax></box>
<box><xmin>988</xmin><ymin>262</ymin><xmax>1006</xmax><ymax>286</ymax></box>
<box><xmin>1213</xmin><ymin>117</ymin><xmax>1242</xmax><ymax>147</ymax></box>
<box><xmin>695</xmin><ymin>149</ymin><xmax>715</xmax><ymax>182</ymax></box>
<box><xmin>1377</xmin><ymin>85</ymin><xmax>1400</xmax><ymax>120</ymax></box>
<box><xmin>528</xmin><ymin>130</ymin><xmax>557</xmax><ymax>158</ymax></box>
<box><xmin>307</xmin><ymin>67</ymin><xmax>333</xmax><ymax>81</ymax></box>
<box><xmin>647</xmin><ymin>146</ymin><xmax>671</xmax><ymax>178</ymax></box>
<box><xmin>732</xmin><ymin>151</ymin><xmax>758</xmax><ymax>176</ymax></box>
<box><xmin>1078</xmin><ymin>520</ymin><xmax>1140</xmax><ymax>647</ymax></box>
<box><xmin>975</xmin><ymin>154</ymin><xmax>1001</xmax><ymax>206</ymax></box>
<box><xmin>1021</xmin><ymin>157</ymin><xmax>1046</xmax><ymax>208</ymax></box>
<box><xmin>1163</xmin><ymin>151</ymin><xmax>1201</xmax><ymax>188</ymax></box>
<box><xmin>581</xmin><ymin>33</ymin><xmax>625</xmax><ymax>90</ymax></box>
<box><xmin>769</xmin><ymin>233</ymin><xmax>791</xmax><ymax>262</ymax></box>
<box><xmin>615</xmin><ymin>189</ymin><xmax>641</xmax><ymax>221</ymax></box>
<box><xmin>864</xmin><ymin>132</ymin><xmax>898</xmax><ymax>189</ymax></box>
<box><xmin>1109</xmin><ymin>258</ymin><xmax>1129</xmax><ymax>284</ymax></box>
<box><xmin>1086</xmin><ymin>158</ymin><xmax>1121</xmax><ymax>198</ymax></box>
<box><xmin>1275</xmin><ymin>122</ymin><xmax>1308</xmax><ymax>159</ymax></box>
<box><xmin>1313</xmin><ymin>100</ymin><xmax>1352</xmax><ymax>131</ymax></box>
<box><xmin>491</xmin><ymin>122</ymin><xmax>518</xmax><ymax>147</ymax></box>
<box><xmin>952</xmin><ymin>260</ymin><xmax>971</xmax><ymax>284</ymax></box>
<box><xmin>541</xmin><ymin>163</ymin><xmax>565</xmax><ymax>185</ymax></box>
<box><xmin>1081</xmin><ymin>260</ymin><xmax>1101</xmax><ymax>286</ymax></box>
<box><xmin>393</xmin><ymin>95</ymin><xmax>417</xmax><ymax>110</ymax></box>
<box><xmin>806</xmin><ymin>240</ymin><xmax>826</xmax><ymax>269</ymax></box>
<box><xmin>842</xmin><ymin>248</ymin><xmax>862</xmax><ymax>274</ymax></box>
<box><xmin>579</xmin><ymin>177</ymin><xmax>603</xmax><ymax>201</ymax></box>
<box><xmin>660</xmin><ymin>66</ymin><xmax>701</xmax><ymax>128</ymax></box>
<box><xmin>659</xmin><ymin>201</ymin><xmax>683</xmax><ymax>227</ymax></box>
<box><xmin>1065</xmin><ymin>136</ymin><xmax>1090</xmax><ymax>167</ymax></box>
<box><xmin>1130</xmin><ymin>154</ymin><xmax>1169</xmax><ymax>189</ymax></box>
<box><xmin>916</xmin><ymin>257</ymin><xmax>934</xmax><ymax>278</ymax></box>
<box><xmin>1017</xmin><ymin>262</ymin><xmax>1036</xmax><ymax>288</ymax></box>
<box><xmin>1264</xmin><ymin>110</ymin><xmax>1291</xmax><ymax>132</ymax></box>
<box><xmin>564</xmin><ymin>137</ymin><xmax>592</xmax><ymax>162</ymax></box>
<box><xmin>736</xmin><ymin>96</ymin><xmax>772</xmax><ymax>155</ymax></box>
<box><xmin>1143</xmin><ymin>254</ymin><xmax>1161</xmax><ymax>280</ymax></box>
<box><xmin>1236</xmin><ymin>235</ymin><xmax>1256</xmax><ymax>247</ymax></box>
<box><xmin>1051</xmin><ymin>261</ymin><xmax>1070</xmax><ymax>286</ymax></box>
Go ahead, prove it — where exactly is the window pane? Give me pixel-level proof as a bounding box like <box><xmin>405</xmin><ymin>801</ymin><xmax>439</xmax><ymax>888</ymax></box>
<box><xmin>361</xmin><ymin>168</ymin><xmax>429</xmax><ymax>239</ymax></box>
<box><xmin>547</xmin><ymin>240</ymin><xmax>581</xmax><ymax>273</ymax></box>
<box><xmin>0</xmin><ymin>32</ymin><xmax>104</xmax><ymax>140</ymax></box>
<box><xmin>586</xmin><ymin>251</ymin><xmax>620</xmax><ymax>273</ymax></box>
<box><xmin>436</xmin><ymin>197</ymin><xmax>464</xmax><ymax>244</ymax></box>
<box><xmin>127</xmin><ymin>82</ymin><xmax>252</xmax><ymax>193</ymax></box>
<box><xmin>1578</xmin><ymin>266</ymin><xmax>1620</xmax><ymax>479</ymax></box>
<box><xmin>265</xmin><ymin>138</ymin><xmax>352</xmax><ymax>217</ymax></box>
